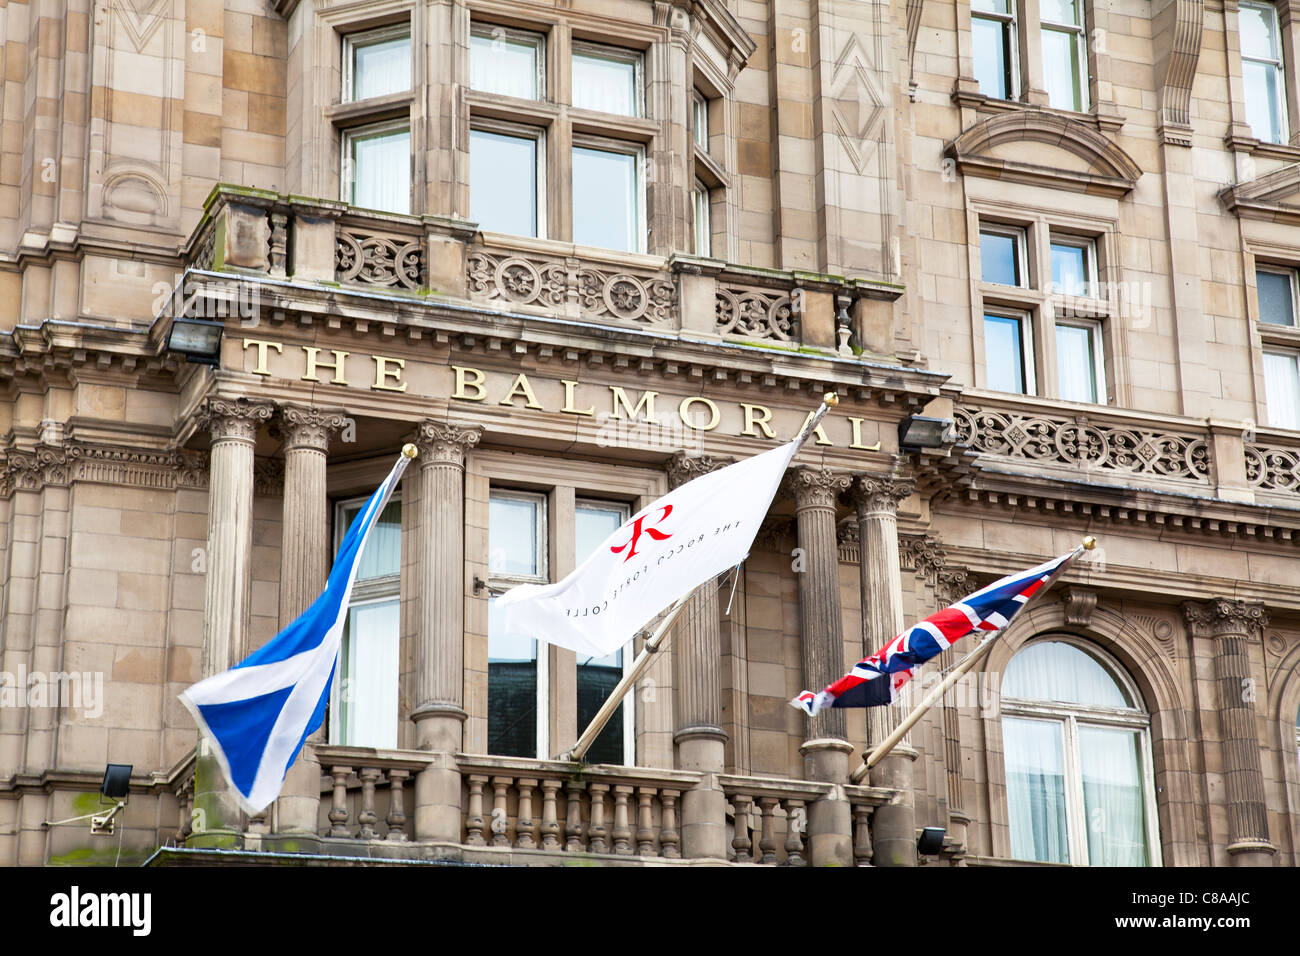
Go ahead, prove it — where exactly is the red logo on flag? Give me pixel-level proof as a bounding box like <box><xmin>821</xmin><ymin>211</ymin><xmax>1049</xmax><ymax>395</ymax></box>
<box><xmin>610</xmin><ymin>505</ymin><xmax>673</xmax><ymax>562</ymax></box>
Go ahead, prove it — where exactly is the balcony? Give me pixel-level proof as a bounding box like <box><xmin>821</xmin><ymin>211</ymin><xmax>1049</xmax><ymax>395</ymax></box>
<box><xmin>157</xmin><ymin>745</ymin><xmax>898</xmax><ymax>867</ymax></box>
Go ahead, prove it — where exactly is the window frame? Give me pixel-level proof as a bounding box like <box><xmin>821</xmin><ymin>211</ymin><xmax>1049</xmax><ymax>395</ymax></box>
<box><xmin>1240</xmin><ymin>0</ymin><xmax>1289</xmax><ymax>145</ymax></box>
<box><xmin>692</xmin><ymin>89</ymin><xmax>710</xmax><ymax>150</ymax></box>
<box><xmin>1039</xmin><ymin>0</ymin><xmax>1090</xmax><ymax>113</ymax></box>
<box><xmin>341</xmin><ymin>23</ymin><xmax>413</xmax><ymax>105</ymax></box>
<box><xmin>570</xmin><ymin>40</ymin><xmax>646</xmax><ymax>118</ymax></box>
<box><xmin>1000</xmin><ymin>636</ymin><xmax>1163</xmax><ymax>867</ymax></box>
<box><xmin>693</xmin><ymin>179</ymin><xmax>711</xmax><ymax>258</ymax></box>
<box><xmin>487</xmin><ymin>488</ymin><xmax>551</xmax><ymax>760</ymax></box>
<box><xmin>468</xmin><ymin>21</ymin><xmax>547</xmax><ymax>102</ymax></box>
<box><xmin>469</xmin><ymin>119</ymin><xmax>548</xmax><ymax>240</ymax></box>
<box><xmin>328</xmin><ymin>493</ymin><xmax>403</xmax><ymax>748</ymax></box>
<box><xmin>1262</xmin><ymin>347</ymin><xmax>1300</xmax><ymax>429</ymax></box>
<box><xmin>570</xmin><ymin>135</ymin><xmax>647</xmax><ymax>254</ymax></box>
<box><xmin>1256</xmin><ymin>264</ymin><xmax>1299</xmax><ymax>327</ymax></box>
<box><xmin>971</xmin><ymin>0</ymin><xmax>1020</xmax><ymax>102</ymax></box>
<box><xmin>982</xmin><ymin>308</ymin><xmax>1037</xmax><ymax>395</ymax></box>
<box><xmin>1048</xmin><ymin>233</ymin><xmax>1098</xmax><ymax>299</ymax></box>
<box><xmin>340</xmin><ymin>118</ymin><xmax>412</xmax><ymax>214</ymax></box>
<box><xmin>1054</xmin><ymin>316</ymin><xmax>1107</xmax><ymax>405</ymax></box>
<box><xmin>979</xmin><ymin>223</ymin><xmax>1030</xmax><ymax>288</ymax></box>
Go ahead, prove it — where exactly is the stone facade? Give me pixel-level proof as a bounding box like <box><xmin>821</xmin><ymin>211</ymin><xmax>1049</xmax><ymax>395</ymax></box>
<box><xmin>1</xmin><ymin>0</ymin><xmax>1300</xmax><ymax>867</ymax></box>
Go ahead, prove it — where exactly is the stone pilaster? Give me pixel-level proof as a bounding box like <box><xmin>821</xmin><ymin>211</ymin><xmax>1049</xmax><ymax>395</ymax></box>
<box><xmin>667</xmin><ymin>452</ymin><xmax>734</xmax><ymax>860</ymax></box>
<box><xmin>410</xmin><ymin>421</ymin><xmax>481</xmax><ymax>842</ymax></box>
<box><xmin>851</xmin><ymin>471</ymin><xmax>918</xmax><ymax>867</ymax></box>
<box><xmin>271</xmin><ymin>405</ymin><xmax>348</xmax><ymax>847</ymax></box>
<box><xmin>1182</xmin><ymin>598</ymin><xmax>1276</xmax><ymax>866</ymax></box>
<box><xmin>785</xmin><ymin>466</ymin><xmax>853</xmax><ymax>866</ymax></box>
<box><xmin>190</xmin><ymin>397</ymin><xmax>274</xmax><ymax>849</ymax></box>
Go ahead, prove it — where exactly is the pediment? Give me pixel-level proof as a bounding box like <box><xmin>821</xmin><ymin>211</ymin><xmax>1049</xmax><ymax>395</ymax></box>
<box><xmin>1220</xmin><ymin>162</ymin><xmax>1300</xmax><ymax>225</ymax></box>
<box><xmin>944</xmin><ymin>110</ymin><xmax>1142</xmax><ymax>197</ymax></box>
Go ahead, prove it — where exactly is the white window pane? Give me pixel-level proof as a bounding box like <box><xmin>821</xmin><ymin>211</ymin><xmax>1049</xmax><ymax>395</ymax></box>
<box><xmin>1004</xmin><ymin>717</ymin><xmax>1071</xmax><ymax>864</ymax></box>
<box><xmin>972</xmin><ymin>17</ymin><xmax>1012</xmax><ymax>100</ymax></box>
<box><xmin>1056</xmin><ymin>324</ymin><xmax>1098</xmax><ymax>404</ymax></box>
<box><xmin>1240</xmin><ymin>4</ymin><xmax>1278</xmax><ymax>60</ymax></box>
<box><xmin>1257</xmin><ymin>270</ymin><xmax>1295</xmax><ymax>325</ymax></box>
<box><xmin>351</xmin><ymin>128</ymin><xmax>410</xmax><ymax>214</ymax></box>
<box><xmin>1051</xmin><ymin>242</ymin><xmax>1089</xmax><ymax>296</ymax></box>
<box><xmin>352</xmin><ymin>35</ymin><xmax>410</xmax><ymax>100</ymax></box>
<box><xmin>1040</xmin><ymin>0</ymin><xmax>1080</xmax><ymax>26</ymax></box>
<box><xmin>341</xmin><ymin>500</ymin><xmax>402</xmax><ymax>579</ymax></box>
<box><xmin>470</xmin><ymin>129</ymin><xmax>538</xmax><ymax>236</ymax></box>
<box><xmin>489</xmin><ymin>494</ymin><xmax>539</xmax><ymax>576</ymax></box>
<box><xmin>693</xmin><ymin>96</ymin><xmax>709</xmax><ymax>148</ymax></box>
<box><xmin>1042</xmin><ymin>28</ymin><xmax>1084</xmax><ymax>112</ymax></box>
<box><xmin>694</xmin><ymin>185</ymin><xmax>711</xmax><ymax>257</ymax></box>
<box><xmin>575</xmin><ymin>503</ymin><xmax>629</xmax><ymax>764</ymax></box>
<box><xmin>1079</xmin><ymin>726</ymin><xmax>1150</xmax><ymax>866</ymax></box>
<box><xmin>1264</xmin><ymin>351</ymin><xmax>1300</xmax><ymax>429</ymax></box>
<box><xmin>488</xmin><ymin>597</ymin><xmax>539</xmax><ymax>757</ymax></box>
<box><xmin>576</xmin><ymin>504</ymin><xmax>625</xmax><ymax>564</ymax></box>
<box><xmin>984</xmin><ymin>315</ymin><xmax>1027</xmax><ymax>393</ymax></box>
<box><xmin>339</xmin><ymin>599</ymin><xmax>400</xmax><ymax>748</ymax></box>
<box><xmin>470</xmin><ymin>32</ymin><xmax>540</xmax><ymax>99</ymax></box>
<box><xmin>573</xmin><ymin>147</ymin><xmax>639</xmax><ymax>252</ymax></box>
<box><xmin>1244</xmin><ymin>60</ymin><xmax>1285</xmax><ymax>143</ymax></box>
<box><xmin>980</xmin><ymin>230</ymin><xmax>1020</xmax><ymax>285</ymax></box>
<box><xmin>971</xmin><ymin>0</ymin><xmax>1010</xmax><ymax>13</ymax></box>
<box><xmin>572</xmin><ymin>52</ymin><xmax>639</xmax><ymax>115</ymax></box>
<box><xmin>1003</xmin><ymin>641</ymin><xmax>1133</xmax><ymax>708</ymax></box>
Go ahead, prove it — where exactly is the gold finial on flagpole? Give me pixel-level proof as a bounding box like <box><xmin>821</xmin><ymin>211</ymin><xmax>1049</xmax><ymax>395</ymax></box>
<box><xmin>823</xmin><ymin>391</ymin><xmax>839</xmax><ymax>407</ymax></box>
<box><xmin>1082</xmin><ymin>535</ymin><xmax>1097</xmax><ymax>550</ymax></box>
<box><xmin>402</xmin><ymin>443</ymin><xmax>419</xmax><ymax>460</ymax></box>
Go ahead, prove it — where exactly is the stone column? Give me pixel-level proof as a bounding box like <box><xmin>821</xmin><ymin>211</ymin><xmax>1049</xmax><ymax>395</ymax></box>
<box><xmin>1183</xmin><ymin>598</ymin><xmax>1276</xmax><ymax>866</ymax></box>
<box><xmin>785</xmin><ymin>467</ymin><xmax>853</xmax><ymax>866</ymax></box>
<box><xmin>667</xmin><ymin>452</ymin><xmax>733</xmax><ymax>860</ymax></box>
<box><xmin>852</xmin><ymin>471</ymin><xmax>919</xmax><ymax>867</ymax></box>
<box><xmin>190</xmin><ymin>397</ymin><xmax>274</xmax><ymax>849</ymax></box>
<box><xmin>410</xmin><ymin>421</ymin><xmax>481</xmax><ymax>843</ymax></box>
<box><xmin>271</xmin><ymin>405</ymin><xmax>347</xmax><ymax>848</ymax></box>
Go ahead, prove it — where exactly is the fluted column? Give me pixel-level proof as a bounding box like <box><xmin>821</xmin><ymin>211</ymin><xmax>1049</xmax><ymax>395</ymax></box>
<box><xmin>1183</xmin><ymin>598</ymin><xmax>1276</xmax><ymax>866</ymax></box>
<box><xmin>667</xmin><ymin>452</ymin><xmax>733</xmax><ymax>859</ymax></box>
<box><xmin>785</xmin><ymin>466</ymin><xmax>853</xmax><ymax>866</ymax></box>
<box><xmin>191</xmin><ymin>397</ymin><xmax>274</xmax><ymax>849</ymax></box>
<box><xmin>272</xmin><ymin>405</ymin><xmax>347</xmax><ymax>846</ymax></box>
<box><xmin>852</xmin><ymin>471</ymin><xmax>918</xmax><ymax>866</ymax></box>
<box><xmin>410</xmin><ymin>421</ymin><xmax>481</xmax><ymax>842</ymax></box>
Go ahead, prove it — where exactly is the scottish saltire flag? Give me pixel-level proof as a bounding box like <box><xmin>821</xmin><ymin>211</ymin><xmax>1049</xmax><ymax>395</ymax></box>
<box><xmin>792</xmin><ymin>551</ymin><xmax>1076</xmax><ymax>716</ymax></box>
<box><xmin>179</xmin><ymin>448</ymin><xmax>412</xmax><ymax>814</ymax></box>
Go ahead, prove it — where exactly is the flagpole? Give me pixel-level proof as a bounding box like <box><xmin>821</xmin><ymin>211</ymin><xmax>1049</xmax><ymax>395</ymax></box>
<box><xmin>560</xmin><ymin>391</ymin><xmax>840</xmax><ymax>763</ymax></box>
<box><xmin>848</xmin><ymin>536</ymin><xmax>1096</xmax><ymax>784</ymax></box>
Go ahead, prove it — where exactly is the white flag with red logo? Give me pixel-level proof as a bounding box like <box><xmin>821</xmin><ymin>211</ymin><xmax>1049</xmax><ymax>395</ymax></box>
<box><xmin>494</xmin><ymin>437</ymin><xmax>803</xmax><ymax>658</ymax></box>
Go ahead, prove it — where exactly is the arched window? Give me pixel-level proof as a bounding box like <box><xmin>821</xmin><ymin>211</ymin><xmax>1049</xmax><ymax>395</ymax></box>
<box><xmin>1001</xmin><ymin>638</ymin><xmax>1161</xmax><ymax>865</ymax></box>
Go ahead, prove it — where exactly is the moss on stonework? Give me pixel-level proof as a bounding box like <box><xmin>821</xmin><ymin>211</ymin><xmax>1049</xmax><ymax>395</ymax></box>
<box><xmin>49</xmin><ymin>844</ymin><xmax>152</xmax><ymax>867</ymax></box>
<box><xmin>70</xmin><ymin>791</ymin><xmax>108</xmax><ymax>816</ymax></box>
<box><xmin>731</xmin><ymin>339</ymin><xmax>800</xmax><ymax>352</ymax></box>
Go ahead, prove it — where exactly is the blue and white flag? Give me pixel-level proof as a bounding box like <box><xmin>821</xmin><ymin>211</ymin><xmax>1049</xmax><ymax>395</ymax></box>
<box><xmin>180</xmin><ymin>448</ymin><xmax>412</xmax><ymax>814</ymax></box>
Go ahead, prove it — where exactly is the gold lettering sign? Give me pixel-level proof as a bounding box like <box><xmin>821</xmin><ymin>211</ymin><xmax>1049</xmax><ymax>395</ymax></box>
<box><xmin>303</xmin><ymin>347</ymin><xmax>350</xmax><ymax>386</ymax></box>
<box><xmin>372</xmin><ymin>355</ymin><xmax>408</xmax><ymax>392</ymax></box>
<box><xmin>243</xmin><ymin>338</ymin><xmax>282</xmax><ymax>377</ymax></box>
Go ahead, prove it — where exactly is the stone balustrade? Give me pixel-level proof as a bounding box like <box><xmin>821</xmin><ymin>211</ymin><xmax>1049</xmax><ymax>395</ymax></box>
<box><xmin>314</xmin><ymin>746</ymin><xmax>430</xmax><ymax>842</ymax></box>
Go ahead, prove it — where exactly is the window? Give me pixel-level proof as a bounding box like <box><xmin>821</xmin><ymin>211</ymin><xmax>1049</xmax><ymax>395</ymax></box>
<box><xmin>971</xmin><ymin>0</ymin><xmax>1017</xmax><ymax>100</ymax></box>
<box><xmin>1001</xmin><ymin>639</ymin><xmax>1160</xmax><ymax>866</ymax></box>
<box><xmin>1241</xmin><ymin>2</ymin><xmax>1288</xmax><ymax>144</ymax></box>
<box><xmin>693</xmin><ymin>181</ymin><xmax>711</xmax><ymax>257</ymax></box>
<box><xmin>470</xmin><ymin>24</ymin><xmax>544</xmax><ymax>100</ymax></box>
<box><xmin>1055</xmin><ymin>320</ymin><xmax>1105</xmax><ymax>404</ymax></box>
<box><xmin>984</xmin><ymin>312</ymin><xmax>1033</xmax><ymax>394</ymax></box>
<box><xmin>1264</xmin><ymin>350</ymin><xmax>1300</xmax><ymax>429</ymax></box>
<box><xmin>980</xmin><ymin>226</ymin><xmax>1026</xmax><ymax>286</ymax></box>
<box><xmin>1050</xmin><ymin>236</ymin><xmax>1096</xmax><ymax>298</ymax></box>
<box><xmin>344</xmin><ymin>122</ymin><xmax>411</xmax><ymax>213</ymax></box>
<box><xmin>471</xmin><ymin>126</ymin><xmax>544</xmax><ymax>237</ymax></box>
<box><xmin>572</xmin><ymin>143</ymin><xmax>644</xmax><ymax>253</ymax></box>
<box><xmin>572</xmin><ymin>43</ymin><xmax>643</xmax><ymax>117</ymax></box>
<box><xmin>693</xmin><ymin>90</ymin><xmax>709</xmax><ymax>149</ymax></box>
<box><xmin>1041</xmin><ymin>0</ymin><xmax>1088</xmax><ymax>112</ymax></box>
<box><xmin>343</xmin><ymin>26</ymin><xmax>411</xmax><ymax>102</ymax></box>
<box><xmin>487</xmin><ymin>491</ymin><xmax>548</xmax><ymax>758</ymax></box>
<box><xmin>330</xmin><ymin>496</ymin><xmax>402</xmax><ymax>748</ymax></box>
<box><xmin>338</xmin><ymin>25</ymin><xmax>412</xmax><ymax>214</ymax></box>
<box><xmin>1257</xmin><ymin>266</ymin><xmax>1298</xmax><ymax>326</ymax></box>
<box><xmin>574</xmin><ymin>500</ymin><xmax>634</xmax><ymax>765</ymax></box>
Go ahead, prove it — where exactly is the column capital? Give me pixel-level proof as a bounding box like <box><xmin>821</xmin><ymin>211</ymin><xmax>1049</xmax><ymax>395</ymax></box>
<box><xmin>1181</xmin><ymin>598</ymin><xmax>1269</xmax><ymax>637</ymax></box>
<box><xmin>850</xmin><ymin>472</ymin><xmax>916</xmax><ymax>514</ymax></box>
<box><xmin>666</xmin><ymin>451</ymin><xmax>735</xmax><ymax>489</ymax></box>
<box><xmin>273</xmin><ymin>404</ymin><xmax>349</xmax><ymax>453</ymax></box>
<box><xmin>412</xmin><ymin>421</ymin><xmax>482</xmax><ymax>466</ymax></box>
<box><xmin>197</xmin><ymin>397</ymin><xmax>275</xmax><ymax>444</ymax></box>
<box><xmin>782</xmin><ymin>466</ymin><xmax>850</xmax><ymax>509</ymax></box>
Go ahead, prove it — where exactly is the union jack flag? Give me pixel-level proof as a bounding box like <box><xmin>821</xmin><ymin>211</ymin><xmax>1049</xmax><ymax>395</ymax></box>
<box><xmin>791</xmin><ymin>551</ymin><xmax>1076</xmax><ymax>715</ymax></box>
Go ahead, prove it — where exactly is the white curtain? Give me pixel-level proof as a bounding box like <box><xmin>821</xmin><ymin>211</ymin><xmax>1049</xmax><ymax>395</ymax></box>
<box><xmin>340</xmin><ymin>599</ymin><xmax>400</xmax><ymax>749</ymax></box>
<box><xmin>1004</xmin><ymin>717</ymin><xmax>1070</xmax><ymax>863</ymax></box>
<box><xmin>353</xmin><ymin>38</ymin><xmax>410</xmax><ymax>100</ymax></box>
<box><xmin>572</xmin><ymin>54</ymin><xmax>637</xmax><ymax>115</ymax></box>
<box><xmin>1264</xmin><ymin>352</ymin><xmax>1300</xmax><ymax>429</ymax></box>
<box><xmin>1003</xmin><ymin>641</ymin><xmax>1129</xmax><ymax>707</ymax></box>
<box><xmin>350</xmin><ymin>500</ymin><xmax>401</xmax><ymax>580</ymax></box>
<box><xmin>1079</xmin><ymin>725</ymin><xmax>1148</xmax><ymax>866</ymax></box>
<box><xmin>470</xmin><ymin>35</ymin><xmax>539</xmax><ymax>100</ymax></box>
<box><xmin>1056</xmin><ymin>324</ymin><xmax>1097</xmax><ymax>403</ymax></box>
<box><xmin>352</xmin><ymin>130</ymin><xmax>410</xmax><ymax>214</ymax></box>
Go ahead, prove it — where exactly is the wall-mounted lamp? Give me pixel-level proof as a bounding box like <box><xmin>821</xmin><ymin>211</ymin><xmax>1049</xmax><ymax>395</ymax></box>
<box><xmin>166</xmin><ymin>317</ymin><xmax>224</xmax><ymax>366</ymax></box>
<box><xmin>898</xmin><ymin>415</ymin><xmax>955</xmax><ymax>451</ymax></box>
